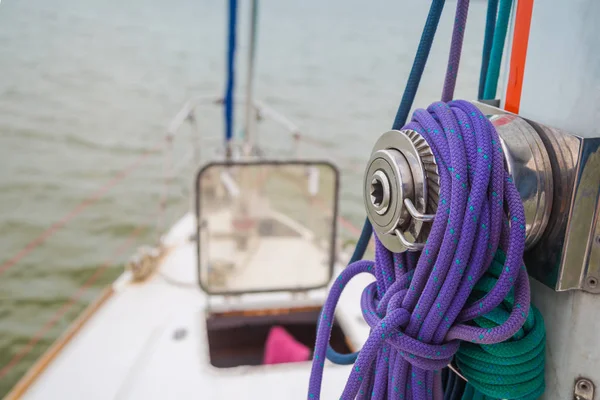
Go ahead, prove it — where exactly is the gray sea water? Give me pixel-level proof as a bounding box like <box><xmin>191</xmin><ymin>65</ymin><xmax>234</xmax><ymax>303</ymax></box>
<box><xmin>0</xmin><ymin>0</ymin><xmax>488</xmax><ymax>394</ymax></box>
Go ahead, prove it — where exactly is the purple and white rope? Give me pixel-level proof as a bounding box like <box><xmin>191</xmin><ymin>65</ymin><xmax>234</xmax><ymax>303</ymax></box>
<box><xmin>442</xmin><ymin>0</ymin><xmax>470</xmax><ymax>102</ymax></box>
<box><xmin>307</xmin><ymin>101</ymin><xmax>529</xmax><ymax>400</ymax></box>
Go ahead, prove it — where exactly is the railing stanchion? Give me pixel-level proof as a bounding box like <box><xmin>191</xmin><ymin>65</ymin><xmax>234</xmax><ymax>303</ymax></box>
<box><xmin>158</xmin><ymin>132</ymin><xmax>174</xmax><ymax>241</ymax></box>
<box><xmin>187</xmin><ymin>112</ymin><xmax>201</xmax><ymax>165</ymax></box>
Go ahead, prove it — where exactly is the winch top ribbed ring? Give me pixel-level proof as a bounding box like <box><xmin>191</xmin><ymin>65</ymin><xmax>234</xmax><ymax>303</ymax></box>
<box><xmin>363</xmin><ymin>129</ymin><xmax>439</xmax><ymax>253</ymax></box>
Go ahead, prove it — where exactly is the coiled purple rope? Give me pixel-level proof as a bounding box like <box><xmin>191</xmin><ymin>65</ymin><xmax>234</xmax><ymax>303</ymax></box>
<box><xmin>307</xmin><ymin>101</ymin><xmax>529</xmax><ymax>400</ymax></box>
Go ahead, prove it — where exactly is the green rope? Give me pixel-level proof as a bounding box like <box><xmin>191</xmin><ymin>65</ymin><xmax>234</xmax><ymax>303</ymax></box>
<box><xmin>458</xmin><ymin>250</ymin><xmax>546</xmax><ymax>400</ymax></box>
<box><xmin>482</xmin><ymin>0</ymin><xmax>513</xmax><ymax>99</ymax></box>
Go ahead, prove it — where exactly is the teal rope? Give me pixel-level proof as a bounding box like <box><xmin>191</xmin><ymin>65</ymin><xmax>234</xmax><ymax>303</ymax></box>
<box><xmin>482</xmin><ymin>0</ymin><xmax>513</xmax><ymax>100</ymax></box>
<box><xmin>457</xmin><ymin>250</ymin><xmax>546</xmax><ymax>399</ymax></box>
<box><xmin>478</xmin><ymin>0</ymin><xmax>499</xmax><ymax>99</ymax></box>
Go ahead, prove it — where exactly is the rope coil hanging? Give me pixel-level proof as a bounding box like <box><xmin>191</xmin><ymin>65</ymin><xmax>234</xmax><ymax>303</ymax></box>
<box><xmin>313</xmin><ymin>0</ymin><xmax>546</xmax><ymax>397</ymax></box>
<box><xmin>308</xmin><ymin>101</ymin><xmax>543</xmax><ymax>400</ymax></box>
<box><xmin>456</xmin><ymin>250</ymin><xmax>545</xmax><ymax>400</ymax></box>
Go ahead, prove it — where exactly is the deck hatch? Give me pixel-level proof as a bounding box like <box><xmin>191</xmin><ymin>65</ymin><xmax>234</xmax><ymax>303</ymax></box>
<box><xmin>196</xmin><ymin>160</ymin><xmax>340</xmax><ymax>295</ymax></box>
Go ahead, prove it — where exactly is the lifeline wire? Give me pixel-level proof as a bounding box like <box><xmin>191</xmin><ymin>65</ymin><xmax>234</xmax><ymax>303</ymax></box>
<box><xmin>308</xmin><ymin>100</ymin><xmax>530</xmax><ymax>400</ymax></box>
<box><xmin>326</xmin><ymin>0</ymin><xmax>446</xmax><ymax>366</ymax></box>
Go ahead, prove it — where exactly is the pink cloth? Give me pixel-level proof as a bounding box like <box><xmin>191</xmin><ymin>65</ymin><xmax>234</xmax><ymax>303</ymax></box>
<box><xmin>263</xmin><ymin>326</ymin><xmax>311</xmax><ymax>365</ymax></box>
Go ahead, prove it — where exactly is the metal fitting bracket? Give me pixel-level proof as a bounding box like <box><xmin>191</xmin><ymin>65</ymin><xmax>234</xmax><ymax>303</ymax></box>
<box><xmin>475</xmin><ymin>102</ymin><xmax>600</xmax><ymax>293</ymax></box>
<box><xmin>574</xmin><ymin>378</ymin><xmax>595</xmax><ymax>400</ymax></box>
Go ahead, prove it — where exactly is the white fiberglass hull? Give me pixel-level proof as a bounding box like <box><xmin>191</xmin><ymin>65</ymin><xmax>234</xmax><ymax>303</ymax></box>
<box><xmin>11</xmin><ymin>213</ymin><xmax>373</xmax><ymax>400</ymax></box>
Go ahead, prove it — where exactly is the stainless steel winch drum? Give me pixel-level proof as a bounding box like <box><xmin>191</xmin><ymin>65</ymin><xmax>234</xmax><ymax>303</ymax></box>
<box><xmin>363</xmin><ymin>101</ymin><xmax>600</xmax><ymax>293</ymax></box>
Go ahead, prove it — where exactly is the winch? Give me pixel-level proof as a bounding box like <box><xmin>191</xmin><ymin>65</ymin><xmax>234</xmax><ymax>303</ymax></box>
<box><xmin>363</xmin><ymin>129</ymin><xmax>439</xmax><ymax>253</ymax></box>
<box><xmin>364</xmin><ymin>101</ymin><xmax>600</xmax><ymax>293</ymax></box>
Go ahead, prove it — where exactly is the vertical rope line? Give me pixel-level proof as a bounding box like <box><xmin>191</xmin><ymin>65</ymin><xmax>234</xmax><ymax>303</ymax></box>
<box><xmin>224</xmin><ymin>0</ymin><xmax>238</xmax><ymax>145</ymax></box>
<box><xmin>482</xmin><ymin>0</ymin><xmax>513</xmax><ymax>100</ymax></box>
<box><xmin>441</xmin><ymin>0</ymin><xmax>470</xmax><ymax>102</ymax></box>
<box><xmin>478</xmin><ymin>0</ymin><xmax>499</xmax><ymax>99</ymax></box>
<box><xmin>392</xmin><ymin>0</ymin><xmax>445</xmax><ymax>130</ymax></box>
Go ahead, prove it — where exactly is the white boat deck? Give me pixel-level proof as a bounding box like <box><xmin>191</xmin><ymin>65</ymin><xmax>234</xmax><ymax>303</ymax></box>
<box><xmin>17</xmin><ymin>213</ymin><xmax>374</xmax><ymax>399</ymax></box>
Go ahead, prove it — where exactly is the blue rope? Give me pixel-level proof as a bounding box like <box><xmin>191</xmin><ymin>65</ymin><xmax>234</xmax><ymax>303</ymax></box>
<box><xmin>324</xmin><ymin>218</ymin><xmax>371</xmax><ymax>364</ymax></box>
<box><xmin>482</xmin><ymin>0</ymin><xmax>513</xmax><ymax>100</ymax></box>
<box><xmin>392</xmin><ymin>0</ymin><xmax>446</xmax><ymax>130</ymax></box>
<box><xmin>349</xmin><ymin>218</ymin><xmax>373</xmax><ymax>264</ymax></box>
<box><xmin>478</xmin><ymin>0</ymin><xmax>499</xmax><ymax>99</ymax></box>
<box><xmin>224</xmin><ymin>0</ymin><xmax>238</xmax><ymax>143</ymax></box>
<box><xmin>325</xmin><ymin>0</ymin><xmax>446</xmax><ymax>365</ymax></box>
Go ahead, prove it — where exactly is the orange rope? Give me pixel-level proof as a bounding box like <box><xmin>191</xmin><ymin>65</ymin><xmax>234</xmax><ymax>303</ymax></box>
<box><xmin>0</xmin><ymin>143</ymin><xmax>162</xmax><ymax>278</ymax></box>
<box><xmin>0</xmin><ymin>226</ymin><xmax>146</xmax><ymax>380</ymax></box>
<box><xmin>505</xmin><ymin>0</ymin><xmax>534</xmax><ymax>113</ymax></box>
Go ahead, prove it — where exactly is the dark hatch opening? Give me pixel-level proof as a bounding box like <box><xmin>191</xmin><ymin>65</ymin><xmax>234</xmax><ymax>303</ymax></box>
<box><xmin>206</xmin><ymin>308</ymin><xmax>351</xmax><ymax>368</ymax></box>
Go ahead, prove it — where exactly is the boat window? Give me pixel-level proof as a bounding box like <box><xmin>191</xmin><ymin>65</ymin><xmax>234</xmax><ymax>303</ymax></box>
<box><xmin>196</xmin><ymin>161</ymin><xmax>339</xmax><ymax>294</ymax></box>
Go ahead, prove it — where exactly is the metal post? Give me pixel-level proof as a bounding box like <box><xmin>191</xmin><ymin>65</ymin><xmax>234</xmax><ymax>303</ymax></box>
<box><xmin>158</xmin><ymin>133</ymin><xmax>174</xmax><ymax>242</ymax></box>
<box><xmin>187</xmin><ymin>112</ymin><xmax>201</xmax><ymax>165</ymax></box>
<box><xmin>243</xmin><ymin>0</ymin><xmax>259</xmax><ymax>156</ymax></box>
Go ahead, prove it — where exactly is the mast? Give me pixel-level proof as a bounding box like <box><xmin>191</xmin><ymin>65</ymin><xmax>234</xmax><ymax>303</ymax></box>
<box><xmin>243</xmin><ymin>0</ymin><xmax>259</xmax><ymax>156</ymax></box>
